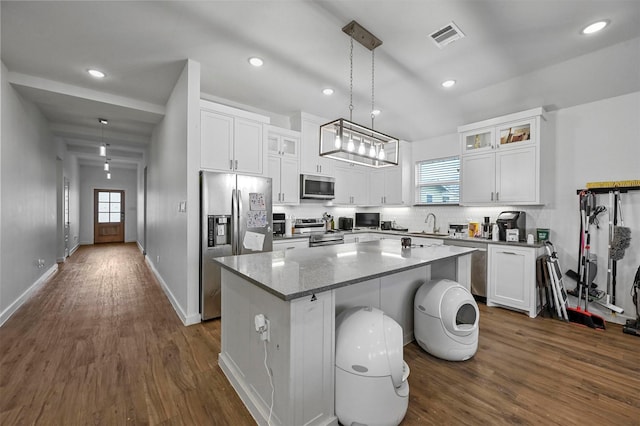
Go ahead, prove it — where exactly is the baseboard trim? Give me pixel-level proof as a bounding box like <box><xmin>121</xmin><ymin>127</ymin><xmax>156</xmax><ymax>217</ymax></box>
<box><xmin>0</xmin><ymin>264</ymin><xmax>58</xmax><ymax>327</ymax></box>
<box><xmin>144</xmin><ymin>256</ymin><xmax>200</xmax><ymax>326</ymax></box>
<box><xmin>69</xmin><ymin>244</ymin><xmax>79</xmax><ymax>256</ymax></box>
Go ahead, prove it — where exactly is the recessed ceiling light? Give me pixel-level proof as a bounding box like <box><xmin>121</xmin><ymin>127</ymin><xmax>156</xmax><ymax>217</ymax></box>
<box><xmin>322</xmin><ymin>88</ymin><xmax>334</xmax><ymax>95</ymax></box>
<box><xmin>371</xmin><ymin>109</ymin><xmax>381</xmax><ymax>116</ymax></box>
<box><xmin>248</xmin><ymin>57</ymin><xmax>264</xmax><ymax>67</ymax></box>
<box><xmin>442</xmin><ymin>79</ymin><xmax>456</xmax><ymax>88</ymax></box>
<box><xmin>582</xmin><ymin>20</ymin><xmax>609</xmax><ymax>35</ymax></box>
<box><xmin>87</xmin><ymin>69</ymin><xmax>106</xmax><ymax>78</ymax></box>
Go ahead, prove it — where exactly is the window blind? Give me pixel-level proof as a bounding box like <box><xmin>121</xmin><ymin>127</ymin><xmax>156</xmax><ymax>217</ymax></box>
<box><xmin>415</xmin><ymin>156</ymin><xmax>460</xmax><ymax>205</ymax></box>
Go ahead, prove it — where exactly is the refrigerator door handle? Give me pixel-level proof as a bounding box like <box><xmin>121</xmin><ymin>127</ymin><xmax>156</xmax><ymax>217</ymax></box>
<box><xmin>231</xmin><ymin>189</ymin><xmax>238</xmax><ymax>254</ymax></box>
<box><xmin>237</xmin><ymin>189</ymin><xmax>243</xmax><ymax>254</ymax></box>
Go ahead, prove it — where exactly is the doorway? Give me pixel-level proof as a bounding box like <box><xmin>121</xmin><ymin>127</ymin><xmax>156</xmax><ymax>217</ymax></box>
<box><xmin>94</xmin><ymin>189</ymin><xmax>125</xmax><ymax>243</ymax></box>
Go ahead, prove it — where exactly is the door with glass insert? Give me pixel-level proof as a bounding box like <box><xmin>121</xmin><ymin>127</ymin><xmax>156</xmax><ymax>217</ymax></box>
<box><xmin>94</xmin><ymin>189</ymin><xmax>125</xmax><ymax>243</ymax></box>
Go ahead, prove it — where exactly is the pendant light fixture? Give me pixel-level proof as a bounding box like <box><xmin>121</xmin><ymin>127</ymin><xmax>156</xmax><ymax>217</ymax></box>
<box><xmin>98</xmin><ymin>118</ymin><xmax>112</xmax><ymax>178</ymax></box>
<box><xmin>320</xmin><ymin>20</ymin><xmax>399</xmax><ymax>168</ymax></box>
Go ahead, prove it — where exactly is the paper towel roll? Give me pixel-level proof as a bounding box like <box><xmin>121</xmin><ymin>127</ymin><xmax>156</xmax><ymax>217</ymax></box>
<box><xmin>285</xmin><ymin>217</ymin><xmax>292</xmax><ymax>237</ymax></box>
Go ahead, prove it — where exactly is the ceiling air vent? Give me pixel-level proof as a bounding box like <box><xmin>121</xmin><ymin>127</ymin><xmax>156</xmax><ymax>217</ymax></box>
<box><xmin>429</xmin><ymin>21</ymin><xmax>465</xmax><ymax>49</ymax></box>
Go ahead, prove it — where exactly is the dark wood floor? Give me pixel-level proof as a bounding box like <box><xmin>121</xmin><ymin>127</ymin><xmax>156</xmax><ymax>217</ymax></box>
<box><xmin>1</xmin><ymin>243</ymin><xmax>639</xmax><ymax>425</ymax></box>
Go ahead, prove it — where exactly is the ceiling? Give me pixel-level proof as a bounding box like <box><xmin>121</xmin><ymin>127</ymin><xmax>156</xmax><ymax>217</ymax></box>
<box><xmin>2</xmin><ymin>1</ymin><xmax>640</xmax><ymax>169</ymax></box>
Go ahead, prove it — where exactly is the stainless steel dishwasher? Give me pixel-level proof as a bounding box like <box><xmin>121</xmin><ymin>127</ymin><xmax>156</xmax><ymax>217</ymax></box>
<box><xmin>444</xmin><ymin>239</ymin><xmax>487</xmax><ymax>298</ymax></box>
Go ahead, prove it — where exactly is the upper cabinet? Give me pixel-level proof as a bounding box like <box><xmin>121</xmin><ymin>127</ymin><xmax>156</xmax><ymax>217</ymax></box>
<box><xmin>458</xmin><ymin>107</ymin><xmax>551</xmax><ymax>206</ymax></box>
<box><xmin>200</xmin><ymin>100</ymin><xmax>270</xmax><ymax>175</ymax></box>
<box><xmin>267</xmin><ymin>126</ymin><xmax>300</xmax><ymax>205</ymax></box>
<box><xmin>291</xmin><ymin>112</ymin><xmax>334</xmax><ymax>177</ymax></box>
<box><xmin>333</xmin><ymin>164</ymin><xmax>368</xmax><ymax>205</ymax></box>
<box><xmin>369</xmin><ymin>167</ymin><xmax>403</xmax><ymax>205</ymax></box>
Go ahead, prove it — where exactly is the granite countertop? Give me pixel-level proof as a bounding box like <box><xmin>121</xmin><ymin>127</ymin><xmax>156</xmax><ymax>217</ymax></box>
<box><xmin>215</xmin><ymin>239</ymin><xmax>475</xmax><ymax>301</ymax></box>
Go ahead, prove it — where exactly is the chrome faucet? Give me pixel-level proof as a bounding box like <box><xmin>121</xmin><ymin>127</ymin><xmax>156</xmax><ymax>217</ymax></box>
<box><xmin>424</xmin><ymin>213</ymin><xmax>438</xmax><ymax>233</ymax></box>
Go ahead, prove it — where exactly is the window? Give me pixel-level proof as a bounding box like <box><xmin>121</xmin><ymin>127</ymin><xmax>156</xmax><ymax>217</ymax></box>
<box><xmin>415</xmin><ymin>156</ymin><xmax>460</xmax><ymax>205</ymax></box>
<box><xmin>98</xmin><ymin>191</ymin><xmax>122</xmax><ymax>223</ymax></box>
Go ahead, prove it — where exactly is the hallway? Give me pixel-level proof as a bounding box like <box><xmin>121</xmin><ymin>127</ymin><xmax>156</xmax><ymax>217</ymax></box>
<box><xmin>0</xmin><ymin>243</ymin><xmax>254</xmax><ymax>425</ymax></box>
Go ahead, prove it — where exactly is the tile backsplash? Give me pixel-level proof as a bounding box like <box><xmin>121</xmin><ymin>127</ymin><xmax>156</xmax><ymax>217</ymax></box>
<box><xmin>274</xmin><ymin>202</ymin><xmax>552</xmax><ymax>237</ymax></box>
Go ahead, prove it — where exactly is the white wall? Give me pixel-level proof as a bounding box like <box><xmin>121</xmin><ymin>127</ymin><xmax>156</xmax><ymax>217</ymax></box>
<box><xmin>78</xmin><ymin>165</ymin><xmax>138</xmax><ymax>245</ymax></box>
<box><xmin>1</xmin><ymin>60</ymin><xmax>58</xmax><ymax>324</ymax></box>
<box><xmin>146</xmin><ymin>59</ymin><xmax>200</xmax><ymax>325</ymax></box>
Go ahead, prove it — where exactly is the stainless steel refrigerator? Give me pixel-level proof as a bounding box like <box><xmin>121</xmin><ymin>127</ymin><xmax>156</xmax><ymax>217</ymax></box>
<box><xmin>200</xmin><ymin>171</ymin><xmax>273</xmax><ymax>320</ymax></box>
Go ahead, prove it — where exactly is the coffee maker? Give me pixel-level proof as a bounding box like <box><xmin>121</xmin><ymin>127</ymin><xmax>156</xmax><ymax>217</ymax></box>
<box><xmin>496</xmin><ymin>211</ymin><xmax>526</xmax><ymax>241</ymax></box>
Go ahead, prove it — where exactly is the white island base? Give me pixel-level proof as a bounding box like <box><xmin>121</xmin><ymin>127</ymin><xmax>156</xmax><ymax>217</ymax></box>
<box><xmin>217</xmin><ymin>241</ymin><xmax>473</xmax><ymax>425</ymax></box>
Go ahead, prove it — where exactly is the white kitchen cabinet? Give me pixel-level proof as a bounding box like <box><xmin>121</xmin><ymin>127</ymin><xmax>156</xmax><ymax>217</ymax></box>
<box><xmin>487</xmin><ymin>244</ymin><xmax>538</xmax><ymax>318</ymax></box>
<box><xmin>267</xmin><ymin>127</ymin><xmax>300</xmax><ymax>205</ymax></box>
<box><xmin>200</xmin><ymin>100</ymin><xmax>269</xmax><ymax>175</ymax></box>
<box><xmin>458</xmin><ymin>108</ymin><xmax>549</xmax><ymax>205</ymax></box>
<box><xmin>461</xmin><ymin>146</ymin><xmax>537</xmax><ymax>204</ymax></box>
<box><xmin>334</xmin><ymin>165</ymin><xmax>368</xmax><ymax>205</ymax></box>
<box><xmin>369</xmin><ymin>167</ymin><xmax>403</xmax><ymax>205</ymax></box>
<box><xmin>291</xmin><ymin>112</ymin><xmax>334</xmax><ymax>176</ymax></box>
<box><xmin>272</xmin><ymin>238</ymin><xmax>309</xmax><ymax>251</ymax></box>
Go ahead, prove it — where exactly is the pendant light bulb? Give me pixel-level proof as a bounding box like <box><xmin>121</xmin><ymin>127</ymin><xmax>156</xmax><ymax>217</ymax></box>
<box><xmin>104</xmin><ymin>161</ymin><xmax>109</xmax><ymax>172</ymax></box>
<box><xmin>347</xmin><ymin>136</ymin><xmax>355</xmax><ymax>152</ymax></box>
<box><xmin>106</xmin><ymin>172</ymin><xmax>111</xmax><ymax>180</ymax></box>
<box><xmin>334</xmin><ymin>134</ymin><xmax>342</xmax><ymax>148</ymax></box>
<box><xmin>358</xmin><ymin>140</ymin><xmax>366</xmax><ymax>155</ymax></box>
<box><xmin>99</xmin><ymin>144</ymin><xmax>106</xmax><ymax>157</ymax></box>
<box><xmin>369</xmin><ymin>144</ymin><xmax>376</xmax><ymax>158</ymax></box>
<box><xmin>378</xmin><ymin>145</ymin><xmax>386</xmax><ymax>160</ymax></box>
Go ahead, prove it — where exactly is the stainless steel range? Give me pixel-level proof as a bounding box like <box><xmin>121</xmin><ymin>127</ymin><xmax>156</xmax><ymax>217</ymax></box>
<box><xmin>309</xmin><ymin>231</ymin><xmax>344</xmax><ymax>247</ymax></box>
<box><xmin>293</xmin><ymin>218</ymin><xmax>325</xmax><ymax>234</ymax></box>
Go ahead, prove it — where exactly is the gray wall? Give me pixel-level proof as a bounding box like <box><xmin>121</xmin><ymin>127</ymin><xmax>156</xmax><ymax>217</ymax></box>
<box><xmin>145</xmin><ymin>59</ymin><xmax>201</xmax><ymax>325</ymax></box>
<box><xmin>0</xmin><ymin>60</ymin><xmax>57</xmax><ymax>322</ymax></box>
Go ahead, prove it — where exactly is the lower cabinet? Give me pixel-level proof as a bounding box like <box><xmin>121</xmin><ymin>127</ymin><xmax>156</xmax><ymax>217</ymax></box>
<box><xmin>487</xmin><ymin>244</ymin><xmax>538</xmax><ymax>318</ymax></box>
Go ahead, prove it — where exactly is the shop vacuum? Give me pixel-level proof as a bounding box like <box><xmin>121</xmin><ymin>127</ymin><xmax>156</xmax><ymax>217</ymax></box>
<box><xmin>622</xmin><ymin>266</ymin><xmax>640</xmax><ymax>337</ymax></box>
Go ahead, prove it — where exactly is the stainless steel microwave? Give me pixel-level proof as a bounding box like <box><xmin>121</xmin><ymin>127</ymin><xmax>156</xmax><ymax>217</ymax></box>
<box><xmin>300</xmin><ymin>174</ymin><xmax>335</xmax><ymax>200</ymax></box>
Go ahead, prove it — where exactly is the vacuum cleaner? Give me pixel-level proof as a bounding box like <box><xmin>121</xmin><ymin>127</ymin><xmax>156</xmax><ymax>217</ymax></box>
<box><xmin>622</xmin><ymin>266</ymin><xmax>640</xmax><ymax>337</ymax></box>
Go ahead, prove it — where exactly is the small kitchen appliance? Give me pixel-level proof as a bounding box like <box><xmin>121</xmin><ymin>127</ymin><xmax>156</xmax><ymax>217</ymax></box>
<box><xmin>496</xmin><ymin>211</ymin><xmax>527</xmax><ymax>241</ymax></box>
<box><xmin>335</xmin><ymin>306</ymin><xmax>410</xmax><ymax>426</ymax></box>
<box><xmin>338</xmin><ymin>217</ymin><xmax>354</xmax><ymax>230</ymax></box>
<box><xmin>448</xmin><ymin>223</ymin><xmax>468</xmax><ymax>239</ymax></box>
<box><xmin>381</xmin><ymin>221</ymin><xmax>392</xmax><ymax>230</ymax></box>
<box><xmin>272</xmin><ymin>213</ymin><xmax>286</xmax><ymax>236</ymax></box>
<box><xmin>293</xmin><ymin>218</ymin><xmax>325</xmax><ymax>234</ymax></box>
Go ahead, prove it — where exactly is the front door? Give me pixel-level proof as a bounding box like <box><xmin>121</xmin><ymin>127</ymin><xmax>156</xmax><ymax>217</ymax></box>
<box><xmin>94</xmin><ymin>189</ymin><xmax>125</xmax><ymax>243</ymax></box>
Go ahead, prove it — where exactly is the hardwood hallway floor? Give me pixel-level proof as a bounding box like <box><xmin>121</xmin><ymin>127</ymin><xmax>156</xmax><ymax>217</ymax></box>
<box><xmin>1</xmin><ymin>243</ymin><xmax>639</xmax><ymax>425</ymax></box>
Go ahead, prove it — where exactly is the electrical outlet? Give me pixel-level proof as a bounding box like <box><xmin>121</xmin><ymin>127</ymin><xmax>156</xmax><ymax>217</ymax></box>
<box><xmin>261</xmin><ymin>319</ymin><xmax>270</xmax><ymax>342</ymax></box>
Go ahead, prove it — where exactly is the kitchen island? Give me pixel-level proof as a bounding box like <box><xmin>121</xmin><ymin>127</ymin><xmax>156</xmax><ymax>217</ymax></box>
<box><xmin>215</xmin><ymin>240</ymin><xmax>475</xmax><ymax>426</ymax></box>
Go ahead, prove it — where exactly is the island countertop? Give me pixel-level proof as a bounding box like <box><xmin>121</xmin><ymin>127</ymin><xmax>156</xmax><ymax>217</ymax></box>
<box><xmin>214</xmin><ymin>239</ymin><xmax>475</xmax><ymax>301</ymax></box>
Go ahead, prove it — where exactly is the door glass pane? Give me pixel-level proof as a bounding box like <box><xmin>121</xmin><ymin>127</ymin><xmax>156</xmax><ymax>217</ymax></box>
<box><xmin>99</xmin><ymin>202</ymin><xmax>110</xmax><ymax>212</ymax></box>
<box><xmin>99</xmin><ymin>212</ymin><xmax>110</xmax><ymax>223</ymax></box>
<box><xmin>110</xmin><ymin>213</ymin><xmax>121</xmax><ymax>223</ymax></box>
<box><xmin>110</xmin><ymin>192</ymin><xmax>121</xmax><ymax>202</ymax></box>
<box><xmin>268</xmin><ymin>136</ymin><xmax>278</xmax><ymax>153</ymax></box>
<box><xmin>282</xmin><ymin>138</ymin><xmax>296</xmax><ymax>155</ymax></box>
<box><xmin>111</xmin><ymin>203</ymin><xmax>121</xmax><ymax>213</ymax></box>
<box><xmin>99</xmin><ymin>192</ymin><xmax>110</xmax><ymax>202</ymax></box>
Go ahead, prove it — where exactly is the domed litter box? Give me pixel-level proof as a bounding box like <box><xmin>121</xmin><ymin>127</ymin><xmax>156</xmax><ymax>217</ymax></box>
<box><xmin>414</xmin><ymin>279</ymin><xmax>479</xmax><ymax>361</ymax></box>
<box><xmin>335</xmin><ymin>306</ymin><xmax>410</xmax><ymax>426</ymax></box>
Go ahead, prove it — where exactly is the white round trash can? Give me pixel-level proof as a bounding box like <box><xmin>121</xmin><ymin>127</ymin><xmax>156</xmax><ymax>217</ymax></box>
<box><xmin>414</xmin><ymin>279</ymin><xmax>479</xmax><ymax>361</ymax></box>
<box><xmin>335</xmin><ymin>306</ymin><xmax>410</xmax><ymax>426</ymax></box>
